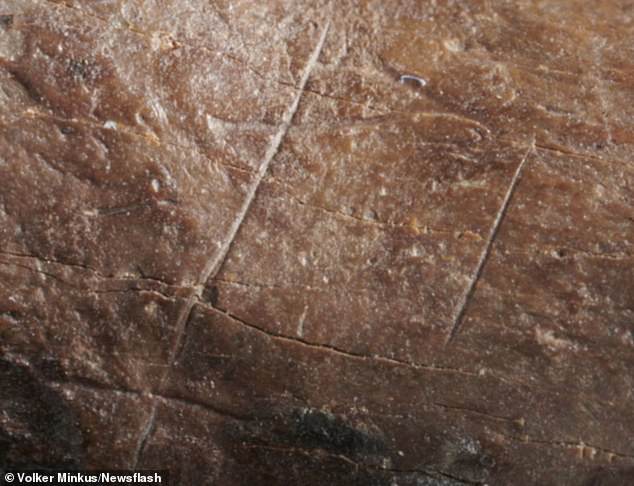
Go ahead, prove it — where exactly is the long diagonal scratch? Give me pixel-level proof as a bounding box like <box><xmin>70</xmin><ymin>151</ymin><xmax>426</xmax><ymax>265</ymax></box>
<box><xmin>167</xmin><ymin>19</ymin><xmax>331</xmax><ymax>368</ymax></box>
<box><xmin>199</xmin><ymin>21</ymin><xmax>331</xmax><ymax>284</ymax></box>
<box><xmin>131</xmin><ymin>20</ymin><xmax>331</xmax><ymax>468</ymax></box>
<box><xmin>446</xmin><ymin>141</ymin><xmax>535</xmax><ymax>345</ymax></box>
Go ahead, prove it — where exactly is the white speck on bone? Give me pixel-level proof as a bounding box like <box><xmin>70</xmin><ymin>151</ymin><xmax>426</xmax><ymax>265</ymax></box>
<box><xmin>296</xmin><ymin>306</ymin><xmax>308</xmax><ymax>337</ymax></box>
<box><xmin>399</xmin><ymin>74</ymin><xmax>427</xmax><ymax>87</ymax></box>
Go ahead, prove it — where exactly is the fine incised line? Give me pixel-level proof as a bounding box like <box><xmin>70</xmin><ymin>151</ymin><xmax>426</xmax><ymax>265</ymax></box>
<box><xmin>446</xmin><ymin>140</ymin><xmax>535</xmax><ymax>345</ymax></box>
<box><xmin>131</xmin><ymin>19</ymin><xmax>331</xmax><ymax>467</ymax></box>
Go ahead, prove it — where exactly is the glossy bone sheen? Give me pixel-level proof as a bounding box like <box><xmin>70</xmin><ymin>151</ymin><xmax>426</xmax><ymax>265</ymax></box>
<box><xmin>1</xmin><ymin>1</ymin><xmax>633</xmax><ymax>485</ymax></box>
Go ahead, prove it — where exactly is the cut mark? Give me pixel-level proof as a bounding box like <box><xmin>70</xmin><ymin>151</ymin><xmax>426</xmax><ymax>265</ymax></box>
<box><xmin>131</xmin><ymin>405</ymin><xmax>156</xmax><ymax>468</ymax></box>
<box><xmin>131</xmin><ymin>19</ymin><xmax>332</xmax><ymax>468</ymax></box>
<box><xmin>199</xmin><ymin>20</ymin><xmax>331</xmax><ymax>284</ymax></box>
<box><xmin>446</xmin><ymin>141</ymin><xmax>534</xmax><ymax>344</ymax></box>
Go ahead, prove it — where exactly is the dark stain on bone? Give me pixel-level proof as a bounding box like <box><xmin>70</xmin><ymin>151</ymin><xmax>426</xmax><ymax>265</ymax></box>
<box><xmin>0</xmin><ymin>14</ymin><xmax>13</xmax><ymax>29</ymax></box>
<box><xmin>289</xmin><ymin>408</ymin><xmax>385</xmax><ymax>455</ymax></box>
<box><xmin>0</xmin><ymin>359</ymin><xmax>84</xmax><ymax>469</ymax></box>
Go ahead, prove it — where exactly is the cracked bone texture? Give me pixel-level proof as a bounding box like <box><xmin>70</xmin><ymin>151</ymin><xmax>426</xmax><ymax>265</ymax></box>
<box><xmin>1</xmin><ymin>0</ymin><xmax>633</xmax><ymax>484</ymax></box>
